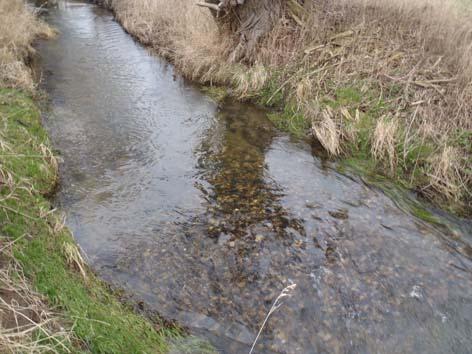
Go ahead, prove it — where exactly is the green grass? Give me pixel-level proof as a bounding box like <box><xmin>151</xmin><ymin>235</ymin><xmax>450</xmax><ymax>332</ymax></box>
<box><xmin>257</xmin><ymin>71</ymin><xmax>285</xmax><ymax>108</ymax></box>
<box><xmin>329</xmin><ymin>87</ymin><xmax>363</xmax><ymax>108</ymax></box>
<box><xmin>0</xmin><ymin>88</ymin><xmax>191</xmax><ymax>353</ymax></box>
<box><xmin>201</xmin><ymin>85</ymin><xmax>228</xmax><ymax>103</ymax></box>
<box><xmin>267</xmin><ymin>103</ymin><xmax>311</xmax><ymax>138</ymax></box>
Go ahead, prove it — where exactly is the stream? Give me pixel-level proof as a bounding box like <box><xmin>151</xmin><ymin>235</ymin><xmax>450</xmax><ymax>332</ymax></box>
<box><xmin>37</xmin><ymin>1</ymin><xmax>472</xmax><ymax>353</ymax></box>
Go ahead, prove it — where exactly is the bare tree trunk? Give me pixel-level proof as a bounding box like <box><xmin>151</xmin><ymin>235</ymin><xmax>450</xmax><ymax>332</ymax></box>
<box><xmin>198</xmin><ymin>0</ymin><xmax>284</xmax><ymax>62</ymax></box>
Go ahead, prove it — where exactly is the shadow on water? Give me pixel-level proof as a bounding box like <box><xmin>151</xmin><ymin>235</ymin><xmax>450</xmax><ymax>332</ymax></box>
<box><xmin>37</xmin><ymin>1</ymin><xmax>472</xmax><ymax>353</ymax></box>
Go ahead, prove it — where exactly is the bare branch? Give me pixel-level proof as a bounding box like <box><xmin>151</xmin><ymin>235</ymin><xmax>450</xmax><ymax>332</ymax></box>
<box><xmin>196</xmin><ymin>2</ymin><xmax>220</xmax><ymax>12</ymax></box>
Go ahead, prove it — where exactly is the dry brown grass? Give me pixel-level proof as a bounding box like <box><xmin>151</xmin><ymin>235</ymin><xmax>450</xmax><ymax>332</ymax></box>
<box><xmin>312</xmin><ymin>107</ymin><xmax>341</xmax><ymax>156</ymax></box>
<box><xmin>0</xmin><ymin>243</ymin><xmax>73</xmax><ymax>354</ymax></box>
<box><xmin>233</xmin><ymin>64</ymin><xmax>269</xmax><ymax>99</ymax></box>
<box><xmin>110</xmin><ymin>0</ymin><xmax>226</xmax><ymax>79</ymax></box>
<box><xmin>426</xmin><ymin>145</ymin><xmax>468</xmax><ymax>202</ymax></box>
<box><xmin>0</xmin><ymin>0</ymin><xmax>54</xmax><ymax>90</ymax></box>
<box><xmin>372</xmin><ymin>117</ymin><xmax>398</xmax><ymax>173</ymax></box>
<box><xmin>62</xmin><ymin>242</ymin><xmax>87</xmax><ymax>280</ymax></box>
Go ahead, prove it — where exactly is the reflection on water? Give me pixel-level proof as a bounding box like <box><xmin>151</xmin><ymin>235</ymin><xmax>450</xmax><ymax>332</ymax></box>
<box><xmin>38</xmin><ymin>1</ymin><xmax>472</xmax><ymax>353</ymax></box>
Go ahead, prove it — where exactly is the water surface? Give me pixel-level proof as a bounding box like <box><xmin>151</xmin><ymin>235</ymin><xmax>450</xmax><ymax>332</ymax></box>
<box><xmin>38</xmin><ymin>2</ymin><xmax>472</xmax><ymax>353</ymax></box>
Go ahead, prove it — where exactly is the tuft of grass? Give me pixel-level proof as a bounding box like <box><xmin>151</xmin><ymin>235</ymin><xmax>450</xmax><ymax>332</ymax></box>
<box><xmin>0</xmin><ymin>89</ymin><xmax>182</xmax><ymax>353</ymax></box>
<box><xmin>332</xmin><ymin>87</ymin><xmax>363</xmax><ymax>108</ymax></box>
<box><xmin>311</xmin><ymin>107</ymin><xmax>341</xmax><ymax>155</ymax></box>
<box><xmin>371</xmin><ymin>116</ymin><xmax>398</xmax><ymax>172</ymax></box>
<box><xmin>232</xmin><ymin>64</ymin><xmax>269</xmax><ymax>99</ymax></box>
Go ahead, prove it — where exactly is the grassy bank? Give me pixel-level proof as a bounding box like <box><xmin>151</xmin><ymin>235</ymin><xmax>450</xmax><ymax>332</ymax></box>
<box><xmin>0</xmin><ymin>88</ymin><xmax>182</xmax><ymax>353</ymax></box>
<box><xmin>0</xmin><ymin>1</ymin><xmax>210</xmax><ymax>352</ymax></box>
<box><xmin>107</xmin><ymin>0</ymin><xmax>471</xmax><ymax>216</ymax></box>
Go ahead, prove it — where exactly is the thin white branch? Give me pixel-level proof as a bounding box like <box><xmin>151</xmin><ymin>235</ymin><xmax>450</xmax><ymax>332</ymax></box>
<box><xmin>196</xmin><ymin>2</ymin><xmax>220</xmax><ymax>11</ymax></box>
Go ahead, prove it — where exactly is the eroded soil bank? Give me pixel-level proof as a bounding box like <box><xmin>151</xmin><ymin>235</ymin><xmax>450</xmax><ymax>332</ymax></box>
<box><xmin>38</xmin><ymin>1</ymin><xmax>472</xmax><ymax>354</ymax></box>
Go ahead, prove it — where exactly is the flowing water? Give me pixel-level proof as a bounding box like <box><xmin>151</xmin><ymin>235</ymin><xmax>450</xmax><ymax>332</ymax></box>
<box><xmin>37</xmin><ymin>1</ymin><xmax>472</xmax><ymax>353</ymax></box>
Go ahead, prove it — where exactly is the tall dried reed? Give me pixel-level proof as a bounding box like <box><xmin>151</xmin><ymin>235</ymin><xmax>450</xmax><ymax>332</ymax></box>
<box><xmin>0</xmin><ymin>0</ymin><xmax>54</xmax><ymax>90</ymax></box>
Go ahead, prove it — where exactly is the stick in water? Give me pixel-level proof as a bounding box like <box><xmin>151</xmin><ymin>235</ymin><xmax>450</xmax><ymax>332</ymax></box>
<box><xmin>249</xmin><ymin>284</ymin><xmax>297</xmax><ymax>354</ymax></box>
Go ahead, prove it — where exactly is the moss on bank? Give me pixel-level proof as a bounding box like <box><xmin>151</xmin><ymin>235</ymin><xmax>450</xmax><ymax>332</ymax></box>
<box><xmin>0</xmin><ymin>88</ymin><xmax>183</xmax><ymax>353</ymax></box>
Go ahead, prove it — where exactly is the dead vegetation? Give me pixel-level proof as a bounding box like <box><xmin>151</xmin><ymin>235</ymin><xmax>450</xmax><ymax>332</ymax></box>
<box><xmin>107</xmin><ymin>0</ymin><xmax>471</xmax><ymax>214</ymax></box>
<box><xmin>0</xmin><ymin>1</ymin><xmax>67</xmax><ymax>352</ymax></box>
<box><xmin>0</xmin><ymin>0</ymin><xmax>54</xmax><ymax>90</ymax></box>
<box><xmin>254</xmin><ymin>0</ymin><xmax>472</xmax><ymax>212</ymax></box>
<box><xmin>0</xmin><ymin>243</ymin><xmax>74</xmax><ymax>354</ymax></box>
